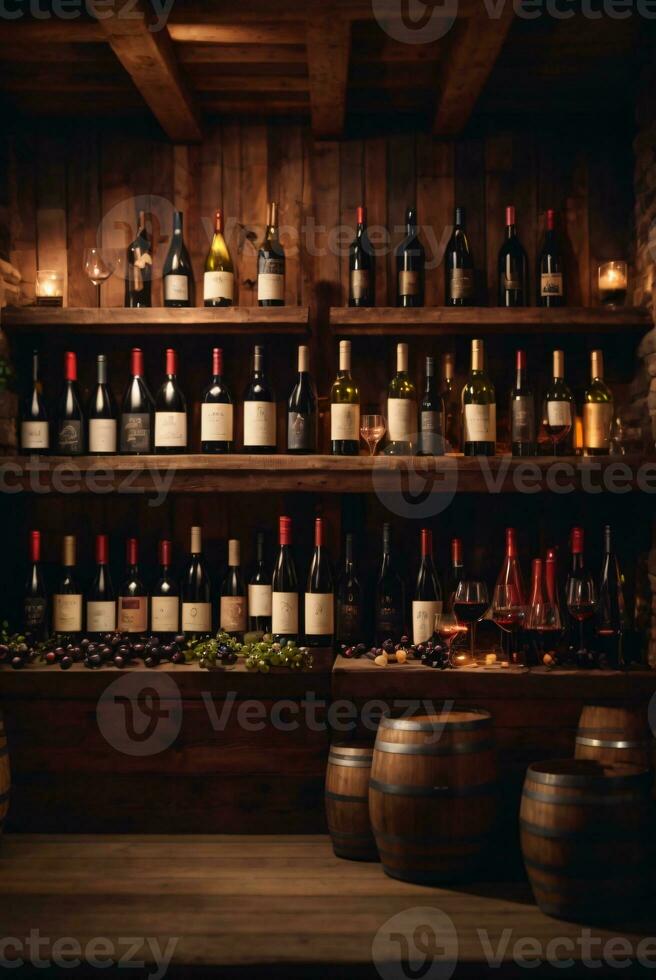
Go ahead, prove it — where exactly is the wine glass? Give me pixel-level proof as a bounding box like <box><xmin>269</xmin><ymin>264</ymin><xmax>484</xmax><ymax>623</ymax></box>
<box><xmin>361</xmin><ymin>414</ymin><xmax>386</xmax><ymax>456</ymax></box>
<box><xmin>566</xmin><ymin>572</ymin><xmax>597</xmax><ymax>658</ymax></box>
<box><xmin>491</xmin><ymin>582</ymin><xmax>526</xmax><ymax>665</ymax></box>
<box><xmin>433</xmin><ymin>611</ymin><xmax>470</xmax><ymax>667</ymax></box>
<box><xmin>83</xmin><ymin>248</ymin><xmax>116</xmax><ymax>307</ymax></box>
<box><xmin>526</xmin><ymin>558</ymin><xmax>562</xmax><ymax>664</ymax></box>
<box><xmin>453</xmin><ymin>579</ymin><xmax>490</xmax><ymax>663</ymax></box>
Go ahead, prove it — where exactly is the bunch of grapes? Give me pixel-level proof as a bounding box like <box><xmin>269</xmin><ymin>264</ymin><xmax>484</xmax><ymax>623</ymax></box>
<box><xmin>342</xmin><ymin>635</ymin><xmax>451</xmax><ymax>669</ymax></box>
<box><xmin>192</xmin><ymin>631</ymin><xmax>311</xmax><ymax>673</ymax></box>
<box><xmin>39</xmin><ymin>632</ymin><xmax>189</xmax><ymax>670</ymax></box>
<box><xmin>0</xmin><ymin>626</ymin><xmax>38</xmax><ymax>670</ymax></box>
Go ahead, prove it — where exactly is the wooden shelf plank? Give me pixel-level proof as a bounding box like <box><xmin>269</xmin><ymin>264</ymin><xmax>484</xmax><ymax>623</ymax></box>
<box><xmin>1</xmin><ymin>306</ymin><xmax>310</xmax><ymax>335</ymax></box>
<box><xmin>4</xmin><ymin>453</ymin><xmax>655</xmax><ymax>494</ymax></box>
<box><xmin>329</xmin><ymin>305</ymin><xmax>652</xmax><ymax>336</ymax></box>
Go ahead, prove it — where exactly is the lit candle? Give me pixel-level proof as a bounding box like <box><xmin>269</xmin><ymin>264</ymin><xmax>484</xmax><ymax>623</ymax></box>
<box><xmin>598</xmin><ymin>261</ymin><xmax>627</xmax><ymax>306</ymax></box>
<box><xmin>36</xmin><ymin>270</ymin><xmax>64</xmax><ymax>307</ymax></box>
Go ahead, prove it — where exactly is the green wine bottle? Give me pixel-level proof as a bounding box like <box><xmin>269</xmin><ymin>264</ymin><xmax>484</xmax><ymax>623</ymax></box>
<box><xmin>204</xmin><ymin>209</ymin><xmax>234</xmax><ymax>308</ymax></box>
<box><xmin>386</xmin><ymin>342</ymin><xmax>416</xmax><ymax>455</ymax></box>
<box><xmin>331</xmin><ymin>340</ymin><xmax>360</xmax><ymax>456</ymax></box>
<box><xmin>462</xmin><ymin>339</ymin><xmax>496</xmax><ymax>457</ymax></box>
<box><xmin>583</xmin><ymin>349</ymin><xmax>613</xmax><ymax>456</ymax></box>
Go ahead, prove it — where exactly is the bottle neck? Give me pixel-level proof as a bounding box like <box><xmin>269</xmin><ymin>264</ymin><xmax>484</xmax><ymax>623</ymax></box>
<box><xmin>173</xmin><ymin>212</ymin><xmax>183</xmax><ymax>237</ymax></box>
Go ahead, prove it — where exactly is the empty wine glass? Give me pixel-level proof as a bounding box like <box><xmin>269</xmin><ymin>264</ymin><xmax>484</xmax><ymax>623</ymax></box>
<box><xmin>453</xmin><ymin>578</ymin><xmax>490</xmax><ymax>663</ymax></box>
<box><xmin>361</xmin><ymin>414</ymin><xmax>386</xmax><ymax>456</ymax></box>
<box><xmin>83</xmin><ymin>248</ymin><xmax>116</xmax><ymax>307</ymax></box>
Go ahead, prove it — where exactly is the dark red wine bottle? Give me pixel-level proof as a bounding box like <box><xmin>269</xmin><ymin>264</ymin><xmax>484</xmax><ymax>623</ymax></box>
<box><xmin>125</xmin><ymin>209</ymin><xmax>152</xmax><ymax>308</ymax></box>
<box><xmin>305</xmin><ymin>518</ymin><xmax>335</xmax><ymax>647</ymax></box>
<box><xmin>498</xmin><ymin>206</ymin><xmax>528</xmax><ymax>307</ymax></box>
<box><xmin>56</xmin><ymin>351</ymin><xmax>85</xmax><ymax>455</ymax></box>
<box><xmin>117</xmin><ymin>538</ymin><xmax>148</xmax><ymax>635</ymax></box>
<box><xmin>24</xmin><ymin>530</ymin><xmax>48</xmax><ymax>639</ymax></box>
<box><xmin>445</xmin><ymin>538</ymin><xmax>465</xmax><ymax>614</ymax></box>
<box><xmin>595</xmin><ymin>525</ymin><xmax>626</xmax><ymax>667</ymax></box>
<box><xmin>86</xmin><ymin>534</ymin><xmax>117</xmax><ymax>636</ymax></box>
<box><xmin>375</xmin><ymin>523</ymin><xmax>405</xmax><ymax>643</ymax></box>
<box><xmin>181</xmin><ymin>526</ymin><xmax>212</xmax><ymax>640</ymax></box>
<box><xmin>163</xmin><ymin>210</ymin><xmax>193</xmax><ymax>308</ymax></box>
<box><xmin>120</xmin><ymin>347</ymin><xmax>154</xmax><ymax>455</ymax></box>
<box><xmin>201</xmin><ymin>347</ymin><xmax>233</xmax><ymax>453</ymax></box>
<box><xmin>537</xmin><ymin>209</ymin><xmax>563</xmax><ymax>307</ymax></box>
<box><xmin>154</xmin><ymin>348</ymin><xmax>188</xmax><ymax>454</ymax></box>
<box><xmin>20</xmin><ymin>350</ymin><xmax>49</xmax><ymax>455</ymax></box>
<box><xmin>53</xmin><ymin>535</ymin><xmax>82</xmax><ymax>637</ymax></box>
<box><xmin>349</xmin><ymin>206</ymin><xmax>375</xmax><ymax>307</ymax></box>
<box><xmin>445</xmin><ymin>206</ymin><xmax>475</xmax><ymax>306</ymax></box>
<box><xmin>412</xmin><ymin>528</ymin><xmax>442</xmax><ymax>645</ymax></box>
<box><xmin>88</xmin><ymin>354</ymin><xmax>118</xmax><ymax>455</ymax></box>
<box><xmin>151</xmin><ymin>539</ymin><xmax>180</xmax><ymax>638</ymax></box>
<box><xmin>220</xmin><ymin>539</ymin><xmax>247</xmax><ymax>639</ymax></box>
<box><xmin>336</xmin><ymin>533</ymin><xmax>363</xmax><ymax>646</ymax></box>
<box><xmin>271</xmin><ymin>516</ymin><xmax>299</xmax><ymax>643</ymax></box>
<box><xmin>510</xmin><ymin>350</ymin><xmax>536</xmax><ymax>457</ymax></box>
<box><xmin>396</xmin><ymin>206</ymin><xmax>425</xmax><ymax>308</ymax></box>
<box><xmin>248</xmin><ymin>531</ymin><xmax>272</xmax><ymax>634</ymax></box>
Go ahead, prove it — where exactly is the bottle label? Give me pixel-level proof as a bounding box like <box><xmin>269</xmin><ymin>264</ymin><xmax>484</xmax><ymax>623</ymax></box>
<box><xmin>541</xmin><ymin>272</ymin><xmax>563</xmax><ymax>297</ymax></box>
<box><xmin>57</xmin><ymin>421</ymin><xmax>83</xmax><ymax>454</ymax></box>
<box><xmin>583</xmin><ymin>403</ymin><xmax>613</xmax><ymax>450</ymax></box>
<box><xmin>182</xmin><ymin>601</ymin><xmax>212</xmax><ymax>633</ymax></box>
<box><xmin>21</xmin><ymin>421</ymin><xmax>49</xmax><ymax>450</ymax></box>
<box><xmin>399</xmin><ymin>270</ymin><xmax>419</xmax><ymax>297</ymax></box>
<box><xmin>24</xmin><ymin>596</ymin><xmax>47</xmax><ymax>630</ymax></box>
<box><xmin>118</xmin><ymin>596</ymin><xmax>148</xmax><ymax>633</ymax></box>
<box><xmin>155</xmin><ymin>411</ymin><xmax>187</xmax><ymax>448</ymax></box>
<box><xmin>503</xmin><ymin>273</ymin><xmax>522</xmax><ymax>290</ymax></box>
<box><xmin>248</xmin><ymin>583</ymin><xmax>272</xmax><ymax>617</ymax></box>
<box><xmin>121</xmin><ymin>414</ymin><xmax>152</xmax><ymax>453</ymax></box>
<box><xmin>420</xmin><ymin>410</ymin><xmax>442</xmax><ymax>433</ymax></box>
<box><xmin>220</xmin><ymin>595</ymin><xmax>247</xmax><ymax>632</ymax></box>
<box><xmin>305</xmin><ymin>593</ymin><xmax>334</xmax><ymax>636</ymax></box>
<box><xmin>350</xmin><ymin>269</ymin><xmax>369</xmax><ymax>300</ymax></box>
<box><xmin>288</xmin><ymin>411</ymin><xmax>314</xmax><ymax>451</ymax></box>
<box><xmin>331</xmin><ymin>403</ymin><xmax>360</xmax><ymax>442</ymax></box>
<box><xmin>151</xmin><ymin>595</ymin><xmax>180</xmax><ymax>633</ymax></box>
<box><xmin>376</xmin><ymin>605</ymin><xmax>402</xmax><ymax>639</ymax></box>
<box><xmin>89</xmin><ymin>418</ymin><xmax>117</xmax><ymax>454</ymax></box>
<box><xmin>412</xmin><ymin>599</ymin><xmax>442</xmax><ymax>645</ymax></box>
<box><xmin>547</xmin><ymin>400</ymin><xmax>572</xmax><ymax>428</ymax></box>
<box><xmin>258</xmin><ymin>272</ymin><xmax>285</xmax><ymax>302</ymax></box>
<box><xmin>464</xmin><ymin>404</ymin><xmax>496</xmax><ymax>444</ymax></box>
<box><xmin>272</xmin><ymin>591</ymin><xmax>298</xmax><ymax>635</ymax></box>
<box><xmin>387</xmin><ymin>398</ymin><xmax>415</xmax><ymax>443</ymax></box>
<box><xmin>338</xmin><ymin>601</ymin><xmax>361</xmax><ymax>638</ymax></box>
<box><xmin>164</xmin><ymin>275</ymin><xmax>189</xmax><ymax>302</ymax></box>
<box><xmin>511</xmin><ymin>396</ymin><xmax>535</xmax><ymax>442</ymax></box>
<box><xmin>87</xmin><ymin>600</ymin><xmax>117</xmax><ymax>632</ymax></box>
<box><xmin>244</xmin><ymin>402</ymin><xmax>276</xmax><ymax>448</ymax></box>
<box><xmin>201</xmin><ymin>403</ymin><xmax>233</xmax><ymax>443</ymax></box>
<box><xmin>53</xmin><ymin>593</ymin><xmax>83</xmax><ymax>633</ymax></box>
<box><xmin>449</xmin><ymin>268</ymin><xmax>474</xmax><ymax>300</ymax></box>
<box><xmin>204</xmin><ymin>270</ymin><xmax>234</xmax><ymax>302</ymax></box>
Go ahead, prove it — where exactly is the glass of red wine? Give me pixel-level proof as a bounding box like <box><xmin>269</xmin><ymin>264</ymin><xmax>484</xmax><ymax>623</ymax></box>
<box><xmin>433</xmin><ymin>612</ymin><xmax>470</xmax><ymax>667</ymax></box>
<box><xmin>491</xmin><ymin>582</ymin><xmax>526</xmax><ymax>665</ymax></box>
<box><xmin>565</xmin><ymin>572</ymin><xmax>597</xmax><ymax>657</ymax></box>
<box><xmin>453</xmin><ymin>579</ymin><xmax>490</xmax><ymax>663</ymax></box>
<box><xmin>526</xmin><ymin>559</ymin><xmax>562</xmax><ymax>663</ymax></box>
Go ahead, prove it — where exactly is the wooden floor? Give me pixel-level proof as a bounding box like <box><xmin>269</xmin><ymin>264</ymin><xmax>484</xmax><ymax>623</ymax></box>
<box><xmin>0</xmin><ymin>835</ymin><xmax>654</xmax><ymax>978</ymax></box>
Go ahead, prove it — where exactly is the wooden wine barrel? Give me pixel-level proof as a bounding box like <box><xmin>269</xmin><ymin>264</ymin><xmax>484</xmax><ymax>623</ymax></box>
<box><xmin>0</xmin><ymin>710</ymin><xmax>9</xmax><ymax>835</ymax></box>
<box><xmin>574</xmin><ymin>704</ymin><xmax>653</xmax><ymax>770</ymax></box>
<box><xmin>325</xmin><ymin>742</ymin><xmax>377</xmax><ymax>861</ymax></box>
<box><xmin>369</xmin><ymin>709</ymin><xmax>497</xmax><ymax>883</ymax></box>
<box><xmin>520</xmin><ymin>759</ymin><xmax>650</xmax><ymax>921</ymax></box>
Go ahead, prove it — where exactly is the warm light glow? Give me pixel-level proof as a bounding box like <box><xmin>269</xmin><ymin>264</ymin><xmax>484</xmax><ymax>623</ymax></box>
<box><xmin>598</xmin><ymin>261</ymin><xmax>628</xmax><ymax>302</ymax></box>
<box><xmin>35</xmin><ymin>269</ymin><xmax>64</xmax><ymax>306</ymax></box>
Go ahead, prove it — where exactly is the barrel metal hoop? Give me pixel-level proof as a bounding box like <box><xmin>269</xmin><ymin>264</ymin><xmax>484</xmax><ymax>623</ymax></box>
<box><xmin>329</xmin><ymin>830</ymin><xmax>375</xmax><ymax>842</ymax></box>
<box><xmin>526</xmin><ymin>766</ymin><xmax>650</xmax><ymax>790</ymax></box>
<box><xmin>370</xmin><ymin>778</ymin><xmax>497</xmax><ymax>798</ymax></box>
<box><xmin>523</xmin><ymin>855</ymin><xmax>645</xmax><ymax>878</ymax></box>
<box><xmin>575</xmin><ymin>735</ymin><xmax>649</xmax><ymax>750</ymax></box>
<box><xmin>376</xmin><ymin>829</ymin><xmax>492</xmax><ymax>847</ymax></box>
<box><xmin>325</xmin><ymin>790</ymin><xmax>369</xmax><ymax>804</ymax></box>
<box><xmin>328</xmin><ymin>756</ymin><xmax>373</xmax><ymax>768</ymax></box>
<box><xmin>375</xmin><ymin>738</ymin><xmax>495</xmax><ymax>757</ymax></box>
<box><xmin>380</xmin><ymin>710</ymin><xmax>491</xmax><ymax>732</ymax></box>
<box><xmin>522</xmin><ymin>787</ymin><xmax>648</xmax><ymax>807</ymax></box>
<box><xmin>520</xmin><ymin>817</ymin><xmax>646</xmax><ymax>841</ymax></box>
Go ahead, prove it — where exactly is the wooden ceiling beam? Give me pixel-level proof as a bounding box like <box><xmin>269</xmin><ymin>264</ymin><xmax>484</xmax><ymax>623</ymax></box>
<box><xmin>306</xmin><ymin>14</ymin><xmax>351</xmax><ymax>140</ymax></box>
<box><xmin>433</xmin><ymin>7</ymin><xmax>515</xmax><ymax>136</ymax></box>
<box><xmin>96</xmin><ymin>0</ymin><xmax>202</xmax><ymax>143</ymax></box>
<box><xmin>168</xmin><ymin>24</ymin><xmax>306</xmax><ymax>45</ymax></box>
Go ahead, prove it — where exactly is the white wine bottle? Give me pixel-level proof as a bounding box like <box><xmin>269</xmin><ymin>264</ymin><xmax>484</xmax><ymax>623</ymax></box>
<box><xmin>204</xmin><ymin>208</ymin><xmax>234</xmax><ymax>308</ymax></box>
<box><xmin>583</xmin><ymin>350</ymin><xmax>613</xmax><ymax>456</ymax></box>
<box><xmin>330</xmin><ymin>340</ymin><xmax>360</xmax><ymax>456</ymax></box>
<box><xmin>462</xmin><ymin>339</ymin><xmax>496</xmax><ymax>456</ymax></box>
<box><xmin>386</xmin><ymin>342</ymin><xmax>416</xmax><ymax>455</ymax></box>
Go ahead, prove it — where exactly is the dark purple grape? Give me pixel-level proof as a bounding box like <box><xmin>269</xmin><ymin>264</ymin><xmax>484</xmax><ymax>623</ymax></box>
<box><xmin>88</xmin><ymin>653</ymin><xmax>102</xmax><ymax>668</ymax></box>
<box><xmin>54</xmin><ymin>646</ymin><xmax>65</xmax><ymax>659</ymax></box>
<box><xmin>113</xmin><ymin>654</ymin><xmax>125</xmax><ymax>669</ymax></box>
<box><xmin>174</xmin><ymin>634</ymin><xmax>185</xmax><ymax>646</ymax></box>
<box><xmin>11</xmin><ymin>655</ymin><xmax>24</xmax><ymax>670</ymax></box>
<box><xmin>60</xmin><ymin>655</ymin><xmax>73</xmax><ymax>671</ymax></box>
<box><xmin>45</xmin><ymin>650</ymin><xmax>57</xmax><ymax>665</ymax></box>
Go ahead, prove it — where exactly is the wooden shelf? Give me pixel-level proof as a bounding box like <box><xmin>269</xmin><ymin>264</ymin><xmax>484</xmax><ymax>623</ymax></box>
<box><xmin>1</xmin><ymin>306</ymin><xmax>310</xmax><ymax>335</ymax></box>
<box><xmin>6</xmin><ymin>453</ymin><xmax>654</xmax><ymax>494</ymax></box>
<box><xmin>330</xmin><ymin>306</ymin><xmax>652</xmax><ymax>336</ymax></box>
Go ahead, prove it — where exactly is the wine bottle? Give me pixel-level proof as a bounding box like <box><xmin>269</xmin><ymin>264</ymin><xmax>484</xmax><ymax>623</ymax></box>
<box><xmin>56</xmin><ymin>351</ymin><xmax>85</xmax><ymax>456</ymax></box>
<box><xmin>220</xmin><ymin>539</ymin><xmax>247</xmax><ymax>639</ymax></box>
<box><xmin>412</xmin><ymin>528</ymin><xmax>442</xmax><ymax>645</ymax></box>
<box><xmin>271</xmin><ymin>516</ymin><xmax>299</xmax><ymax>643</ymax></box>
<box><xmin>583</xmin><ymin>350</ymin><xmax>613</xmax><ymax>456</ymax></box>
<box><xmin>53</xmin><ymin>534</ymin><xmax>82</xmax><ymax>636</ymax></box>
<box><xmin>498</xmin><ymin>206</ymin><xmax>528</xmax><ymax>307</ymax></box>
<box><xmin>336</xmin><ymin>533</ymin><xmax>363</xmax><ymax>646</ymax></box>
<box><xmin>330</xmin><ymin>340</ymin><xmax>360</xmax><ymax>456</ymax></box>
<box><xmin>386</xmin><ymin>342</ymin><xmax>416</xmax><ymax>455</ymax></box>
<box><xmin>258</xmin><ymin>202</ymin><xmax>285</xmax><ymax>307</ymax></box>
<box><xmin>462</xmin><ymin>339</ymin><xmax>496</xmax><ymax>456</ymax></box>
<box><xmin>204</xmin><ymin>208</ymin><xmax>234</xmax><ymax>308</ymax></box>
<box><xmin>544</xmin><ymin>350</ymin><xmax>574</xmax><ymax>454</ymax></box>
<box><xmin>125</xmin><ymin>209</ymin><xmax>152</xmax><ymax>308</ymax></box>
<box><xmin>117</xmin><ymin>538</ymin><xmax>148</xmax><ymax>635</ymax></box>
<box><xmin>375</xmin><ymin>523</ymin><xmax>405</xmax><ymax>643</ymax></box>
<box><xmin>445</xmin><ymin>206</ymin><xmax>475</xmax><ymax>306</ymax></box>
<box><xmin>154</xmin><ymin>348</ymin><xmax>188</xmax><ymax>454</ymax></box>
<box><xmin>494</xmin><ymin>528</ymin><xmax>526</xmax><ymax>611</ymax></box>
<box><xmin>537</xmin><ymin>209</ymin><xmax>563</xmax><ymax>307</ymax></box>
<box><xmin>287</xmin><ymin>345</ymin><xmax>316</xmax><ymax>454</ymax></box>
<box><xmin>595</xmin><ymin>524</ymin><xmax>626</xmax><ymax>667</ymax></box>
<box><xmin>445</xmin><ymin>538</ymin><xmax>465</xmax><ymax>614</ymax></box>
<box><xmin>439</xmin><ymin>352</ymin><xmax>459</xmax><ymax>451</ymax></box>
<box><xmin>163</xmin><ymin>210</ymin><xmax>193</xmax><ymax>308</ymax></box>
<box><xmin>243</xmin><ymin>345</ymin><xmax>276</xmax><ymax>454</ymax></box>
<box><xmin>305</xmin><ymin>518</ymin><xmax>335</xmax><ymax>647</ymax></box>
<box><xmin>86</xmin><ymin>534</ymin><xmax>116</xmax><ymax>636</ymax></box>
<box><xmin>88</xmin><ymin>354</ymin><xmax>117</xmax><ymax>455</ymax></box>
<box><xmin>201</xmin><ymin>347</ymin><xmax>233</xmax><ymax>453</ymax></box>
<box><xmin>396</xmin><ymin>206</ymin><xmax>425</xmax><ymax>307</ymax></box>
<box><xmin>151</xmin><ymin>539</ymin><xmax>180</xmax><ymax>638</ymax></box>
<box><xmin>248</xmin><ymin>531</ymin><xmax>272</xmax><ymax>634</ymax></box>
<box><xmin>510</xmin><ymin>350</ymin><xmax>536</xmax><ymax>457</ymax></box>
<box><xmin>24</xmin><ymin>530</ymin><xmax>48</xmax><ymax>639</ymax></box>
<box><xmin>20</xmin><ymin>350</ymin><xmax>49</xmax><ymax>454</ymax></box>
<box><xmin>418</xmin><ymin>355</ymin><xmax>445</xmax><ymax>457</ymax></box>
<box><xmin>349</xmin><ymin>206</ymin><xmax>375</xmax><ymax>307</ymax></box>
<box><xmin>181</xmin><ymin>526</ymin><xmax>212</xmax><ymax>639</ymax></box>
<box><xmin>565</xmin><ymin>526</ymin><xmax>595</xmax><ymax>654</ymax></box>
<box><xmin>120</xmin><ymin>348</ymin><xmax>155</xmax><ymax>455</ymax></box>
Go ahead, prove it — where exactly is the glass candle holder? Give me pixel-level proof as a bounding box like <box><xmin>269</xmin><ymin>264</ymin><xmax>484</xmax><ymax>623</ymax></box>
<box><xmin>36</xmin><ymin>269</ymin><xmax>64</xmax><ymax>307</ymax></box>
<box><xmin>598</xmin><ymin>261</ymin><xmax>627</xmax><ymax>307</ymax></box>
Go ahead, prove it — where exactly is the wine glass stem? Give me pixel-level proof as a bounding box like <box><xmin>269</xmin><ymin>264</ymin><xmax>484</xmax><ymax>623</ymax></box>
<box><xmin>579</xmin><ymin>620</ymin><xmax>584</xmax><ymax>653</ymax></box>
<box><xmin>96</xmin><ymin>283</ymin><xmax>101</xmax><ymax>309</ymax></box>
<box><xmin>470</xmin><ymin>623</ymin><xmax>476</xmax><ymax>660</ymax></box>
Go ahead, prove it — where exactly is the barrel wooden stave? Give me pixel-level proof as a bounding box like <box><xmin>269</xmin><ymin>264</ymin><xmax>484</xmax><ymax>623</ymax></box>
<box><xmin>369</xmin><ymin>710</ymin><xmax>497</xmax><ymax>883</ymax></box>
<box><xmin>325</xmin><ymin>742</ymin><xmax>377</xmax><ymax>861</ymax></box>
<box><xmin>0</xmin><ymin>711</ymin><xmax>10</xmax><ymax>835</ymax></box>
<box><xmin>520</xmin><ymin>758</ymin><xmax>650</xmax><ymax>921</ymax></box>
<box><xmin>574</xmin><ymin>704</ymin><xmax>653</xmax><ymax>770</ymax></box>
